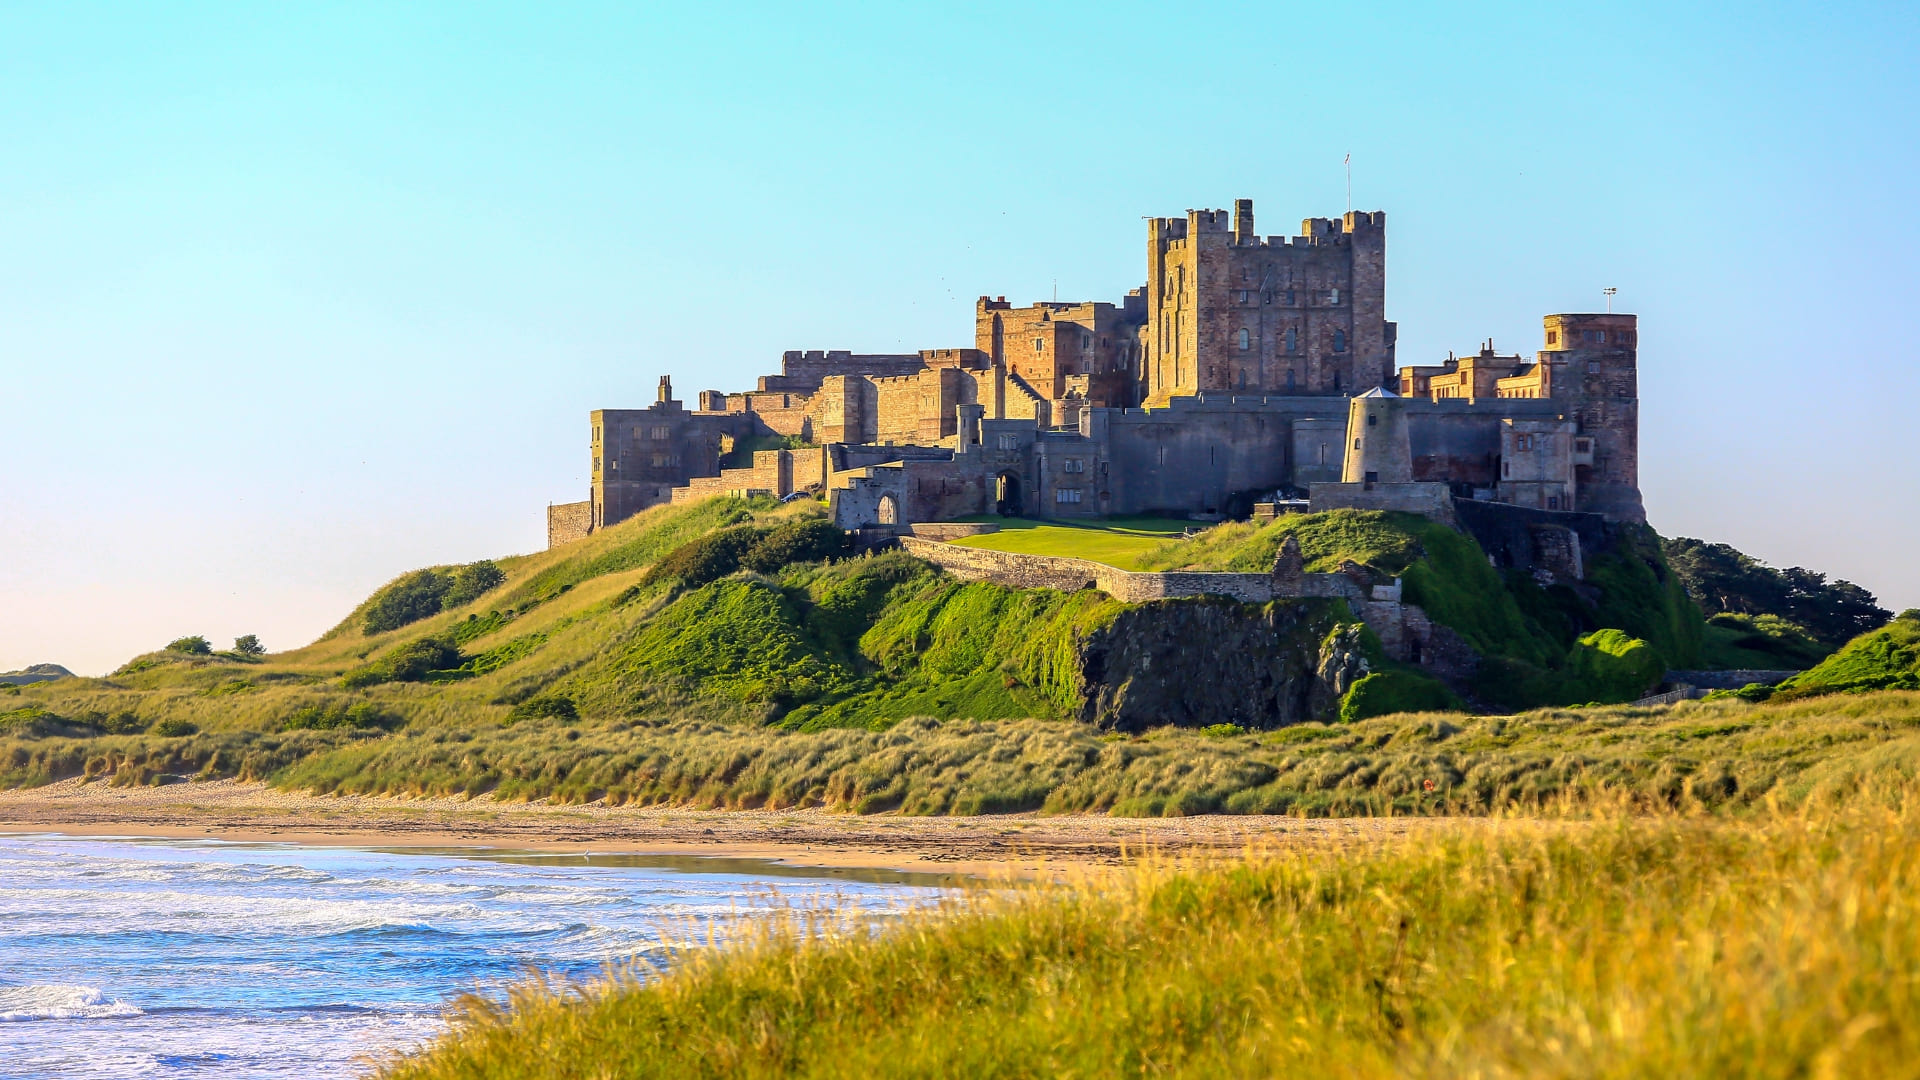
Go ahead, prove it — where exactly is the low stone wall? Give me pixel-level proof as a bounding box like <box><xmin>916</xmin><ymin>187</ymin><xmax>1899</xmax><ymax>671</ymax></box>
<box><xmin>906</xmin><ymin>522</ymin><xmax>1001</xmax><ymax>540</ymax></box>
<box><xmin>895</xmin><ymin>537</ymin><xmax>1271</xmax><ymax>604</ymax></box>
<box><xmin>897</xmin><ymin>537</ymin><xmax>1479</xmax><ymax>684</ymax></box>
<box><xmin>1667</xmin><ymin>669</ymin><xmax>1802</xmax><ymax>690</ymax></box>
<box><xmin>547</xmin><ymin>501</ymin><xmax>593</xmax><ymax>549</ymax></box>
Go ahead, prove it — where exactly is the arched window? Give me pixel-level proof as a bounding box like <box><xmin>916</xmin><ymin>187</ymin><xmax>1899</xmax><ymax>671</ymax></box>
<box><xmin>1333</xmin><ymin>329</ymin><xmax>1347</xmax><ymax>353</ymax></box>
<box><xmin>1237</xmin><ymin>328</ymin><xmax>1251</xmax><ymax>351</ymax></box>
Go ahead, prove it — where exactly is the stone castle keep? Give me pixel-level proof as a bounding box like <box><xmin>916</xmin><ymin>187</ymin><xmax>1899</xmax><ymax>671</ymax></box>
<box><xmin>547</xmin><ymin>198</ymin><xmax>1644</xmax><ymax>546</ymax></box>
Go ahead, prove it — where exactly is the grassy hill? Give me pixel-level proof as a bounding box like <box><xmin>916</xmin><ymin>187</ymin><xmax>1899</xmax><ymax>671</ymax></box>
<box><xmin>5</xmin><ymin>498</ymin><xmax>1913</xmax><ymax>816</ymax></box>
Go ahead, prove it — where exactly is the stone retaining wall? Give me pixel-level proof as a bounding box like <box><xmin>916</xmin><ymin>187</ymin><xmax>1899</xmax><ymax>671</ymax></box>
<box><xmin>895</xmin><ymin>537</ymin><xmax>1272</xmax><ymax>604</ymax></box>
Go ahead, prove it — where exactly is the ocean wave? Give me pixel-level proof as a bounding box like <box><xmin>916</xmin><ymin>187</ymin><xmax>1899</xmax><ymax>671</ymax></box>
<box><xmin>0</xmin><ymin>985</ymin><xmax>143</xmax><ymax>1022</ymax></box>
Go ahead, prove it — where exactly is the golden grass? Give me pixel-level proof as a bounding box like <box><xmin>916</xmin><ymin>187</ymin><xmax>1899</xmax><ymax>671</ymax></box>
<box><xmin>381</xmin><ymin>788</ymin><xmax>1920</xmax><ymax>1078</ymax></box>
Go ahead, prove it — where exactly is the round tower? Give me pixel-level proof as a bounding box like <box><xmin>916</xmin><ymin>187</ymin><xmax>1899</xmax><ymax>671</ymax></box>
<box><xmin>1340</xmin><ymin>387</ymin><xmax>1412</xmax><ymax>485</ymax></box>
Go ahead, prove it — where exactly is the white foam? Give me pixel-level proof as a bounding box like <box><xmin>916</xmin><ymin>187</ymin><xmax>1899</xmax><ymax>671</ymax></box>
<box><xmin>0</xmin><ymin>985</ymin><xmax>143</xmax><ymax>1022</ymax></box>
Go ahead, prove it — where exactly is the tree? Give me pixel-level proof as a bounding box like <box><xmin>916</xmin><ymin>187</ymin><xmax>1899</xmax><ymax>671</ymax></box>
<box><xmin>166</xmin><ymin>636</ymin><xmax>212</xmax><ymax>656</ymax></box>
<box><xmin>233</xmin><ymin>634</ymin><xmax>265</xmax><ymax>657</ymax></box>
<box><xmin>1662</xmin><ymin>537</ymin><xmax>1889</xmax><ymax>649</ymax></box>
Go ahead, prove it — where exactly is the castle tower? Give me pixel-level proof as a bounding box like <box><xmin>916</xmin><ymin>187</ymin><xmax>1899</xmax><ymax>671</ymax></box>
<box><xmin>1141</xmin><ymin>199</ymin><xmax>1394</xmax><ymax>404</ymax></box>
<box><xmin>1340</xmin><ymin>387</ymin><xmax>1412</xmax><ymax>485</ymax></box>
<box><xmin>1540</xmin><ymin>313</ymin><xmax>1643</xmax><ymax>523</ymax></box>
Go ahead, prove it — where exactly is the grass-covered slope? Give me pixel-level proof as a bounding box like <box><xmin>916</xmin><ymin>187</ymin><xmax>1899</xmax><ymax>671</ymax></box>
<box><xmin>1139</xmin><ymin>509</ymin><xmax>1699</xmax><ymax>706</ymax></box>
<box><xmin>4</xmin><ymin>498</ymin><xmax>1892</xmax><ymax>816</ymax></box>
<box><xmin>384</xmin><ymin>795</ymin><xmax>1920</xmax><ymax>1079</ymax></box>
<box><xmin>1777</xmin><ymin>612</ymin><xmax>1920</xmax><ymax>696</ymax></box>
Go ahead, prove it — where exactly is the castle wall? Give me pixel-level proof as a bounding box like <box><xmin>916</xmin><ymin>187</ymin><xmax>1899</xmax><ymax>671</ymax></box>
<box><xmin>546</xmin><ymin>501</ymin><xmax>593</xmax><ymax>548</ymax></box>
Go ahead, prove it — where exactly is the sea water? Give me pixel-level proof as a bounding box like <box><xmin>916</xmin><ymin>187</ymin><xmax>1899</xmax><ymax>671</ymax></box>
<box><xmin>0</xmin><ymin>834</ymin><xmax>950</xmax><ymax>1078</ymax></box>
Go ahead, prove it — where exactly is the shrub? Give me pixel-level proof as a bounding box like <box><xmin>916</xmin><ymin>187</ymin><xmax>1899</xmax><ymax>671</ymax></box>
<box><xmin>362</xmin><ymin>570</ymin><xmax>452</xmax><ymax>635</ymax></box>
<box><xmin>1901</xmin><ymin>609</ymin><xmax>1920</xmax><ymax>624</ymax></box>
<box><xmin>508</xmin><ymin>695</ymin><xmax>578</xmax><ymax>723</ymax></box>
<box><xmin>741</xmin><ymin>519</ymin><xmax>849</xmax><ymax>573</ymax></box>
<box><xmin>1338</xmin><ymin>670</ymin><xmax>1459</xmax><ymax>723</ymax></box>
<box><xmin>443</xmin><ymin>561</ymin><xmax>507</xmax><ymax>608</ymax></box>
<box><xmin>1560</xmin><ymin>628</ymin><xmax>1666</xmax><ymax>704</ymax></box>
<box><xmin>342</xmin><ymin>638</ymin><xmax>462</xmax><ymax>688</ymax></box>
<box><xmin>282</xmin><ymin>702</ymin><xmax>395</xmax><ymax>731</ymax></box>
<box><xmin>641</xmin><ymin>526</ymin><xmax>769</xmax><ymax>589</ymax></box>
<box><xmin>1199</xmin><ymin>723</ymin><xmax>1246</xmax><ymax>738</ymax></box>
<box><xmin>166</xmin><ymin>636</ymin><xmax>212</xmax><ymax>656</ymax></box>
<box><xmin>150</xmin><ymin>718</ymin><xmax>198</xmax><ymax>737</ymax></box>
<box><xmin>100</xmin><ymin>712</ymin><xmax>148</xmax><ymax>734</ymax></box>
<box><xmin>233</xmin><ymin>634</ymin><xmax>265</xmax><ymax>657</ymax></box>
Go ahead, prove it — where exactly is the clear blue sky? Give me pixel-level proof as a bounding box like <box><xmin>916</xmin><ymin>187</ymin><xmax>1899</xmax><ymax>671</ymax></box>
<box><xmin>4</xmin><ymin>2</ymin><xmax>1916</xmax><ymax>674</ymax></box>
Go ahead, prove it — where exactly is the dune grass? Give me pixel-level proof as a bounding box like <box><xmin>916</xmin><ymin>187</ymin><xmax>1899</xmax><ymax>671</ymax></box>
<box><xmin>381</xmin><ymin>786</ymin><xmax>1920</xmax><ymax>1079</ymax></box>
<box><xmin>948</xmin><ymin>515</ymin><xmax>1189</xmax><ymax>570</ymax></box>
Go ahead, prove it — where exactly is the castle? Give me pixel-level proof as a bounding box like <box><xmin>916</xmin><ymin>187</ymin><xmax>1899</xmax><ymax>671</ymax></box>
<box><xmin>546</xmin><ymin>198</ymin><xmax>1642</xmax><ymax>546</ymax></box>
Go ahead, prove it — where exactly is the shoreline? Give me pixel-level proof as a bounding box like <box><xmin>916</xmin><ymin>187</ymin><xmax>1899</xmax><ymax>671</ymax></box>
<box><xmin>0</xmin><ymin>777</ymin><xmax>1446</xmax><ymax>881</ymax></box>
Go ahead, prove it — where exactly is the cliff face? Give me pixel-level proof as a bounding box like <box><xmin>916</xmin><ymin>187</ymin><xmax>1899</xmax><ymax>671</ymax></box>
<box><xmin>1073</xmin><ymin>598</ymin><xmax>1368</xmax><ymax>732</ymax></box>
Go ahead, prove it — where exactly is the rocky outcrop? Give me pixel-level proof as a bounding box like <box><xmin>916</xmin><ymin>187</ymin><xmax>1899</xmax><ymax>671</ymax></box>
<box><xmin>1072</xmin><ymin>598</ymin><xmax>1365</xmax><ymax>732</ymax></box>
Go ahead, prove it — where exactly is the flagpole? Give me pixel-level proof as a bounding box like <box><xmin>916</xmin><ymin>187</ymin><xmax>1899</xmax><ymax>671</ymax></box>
<box><xmin>1344</xmin><ymin>153</ymin><xmax>1352</xmax><ymax>214</ymax></box>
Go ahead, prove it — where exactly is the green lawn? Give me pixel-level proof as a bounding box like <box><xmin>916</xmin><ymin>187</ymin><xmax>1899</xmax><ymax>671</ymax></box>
<box><xmin>947</xmin><ymin>516</ymin><xmax>1188</xmax><ymax>570</ymax></box>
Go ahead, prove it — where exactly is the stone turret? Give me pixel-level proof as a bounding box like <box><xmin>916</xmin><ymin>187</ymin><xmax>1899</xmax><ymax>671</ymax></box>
<box><xmin>1340</xmin><ymin>387</ymin><xmax>1411</xmax><ymax>486</ymax></box>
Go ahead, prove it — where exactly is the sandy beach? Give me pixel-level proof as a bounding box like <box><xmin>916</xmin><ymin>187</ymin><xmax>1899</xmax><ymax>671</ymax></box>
<box><xmin>0</xmin><ymin>778</ymin><xmax>1444</xmax><ymax>880</ymax></box>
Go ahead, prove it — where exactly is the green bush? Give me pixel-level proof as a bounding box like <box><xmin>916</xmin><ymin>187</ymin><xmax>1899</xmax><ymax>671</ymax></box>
<box><xmin>443</xmin><ymin>561</ymin><xmax>507</xmax><ymax>608</ymax></box>
<box><xmin>150</xmin><ymin>718</ymin><xmax>198</xmax><ymax>737</ymax></box>
<box><xmin>1561</xmin><ymin>628</ymin><xmax>1667</xmax><ymax>705</ymax></box>
<box><xmin>232</xmin><ymin>634</ymin><xmax>265</xmax><ymax>657</ymax></box>
<box><xmin>342</xmin><ymin>639</ymin><xmax>462</xmax><ymax>688</ymax></box>
<box><xmin>508</xmin><ymin>695</ymin><xmax>579</xmax><ymax>723</ymax></box>
<box><xmin>1338</xmin><ymin>670</ymin><xmax>1459</xmax><ymax>723</ymax></box>
<box><xmin>282</xmin><ymin>702</ymin><xmax>395</xmax><ymax>731</ymax></box>
<box><xmin>741</xmin><ymin>519</ymin><xmax>848</xmax><ymax>573</ymax></box>
<box><xmin>166</xmin><ymin>636</ymin><xmax>212</xmax><ymax>656</ymax></box>
<box><xmin>361</xmin><ymin>561</ymin><xmax>509</xmax><ymax>635</ymax></box>
<box><xmin>641</xmin><ymin>526</ymin><xmax>768</xmax><ymax>590</ymax></box>
<box><xmin>362</xmin><ymin>570</ymin><xmax>452</xmax><ymax>635</ymax></box>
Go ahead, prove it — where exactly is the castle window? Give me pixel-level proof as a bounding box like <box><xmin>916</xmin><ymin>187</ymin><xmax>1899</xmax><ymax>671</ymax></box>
<box><xmin>610</xmin><ymin>459</ymin><xmax>618</xmax><ymax>471</ymax></box>
<box><xmin>1333</xmin><ymin>330</ymin><xmax>1347</xmax><ymax>353</ymax></box>
<box><xmin>1329</xmin><ymin>288</ymin><xmax>1341</xmax><ymax>305</ymax></box>
<box><xmin>1034</xmin><ymin>339</ymin><xmax>1044</xmax><ymax>352</ymax></box>
<box><xmin>1503</xmin><ymin>461</ymin><xmax>1510</xmax><ymax>478</ymax></box>
<box><xmin>1063</xmin><ymin>458</ymin><xmax>1086</xmax><ymax>473</ymax></box>
<box><xmin>1237</xmin><ymin>328</ymin><xmax>1251</xmax><ymax>351</ymax></box>
<box><xmin>1318</xmin><ymin>442</ymin><xmax>1327</xmax><ymax>465</ymax></box>
<box><xmin>1055</xmin><ymin>488</ymin><xmax>1083</xmax><ymax>504</ymax></box>
<box><xmin>1286</xmin><ymin>289</ymin><xmax>1296</xmax><ymax>305</ymax></box>
<box><xmin>1353</xmin><ymin>438</ymin><xmax>1361</xmax><ymax>450</ymax></box>
<box><xmin>1596</xmin><ymin>331</ymin><xmax>1606</xmax><ymax>343</ymax></box>
<box><xmin>1368</xmin><ymin>414</ymin><xmax>1377</xmax><ymax>427</ymax></box>
<box><xmin>1547</xmin><ymin>330</ymin><xmax>1559</xmax><ymax>345</ymax></box>
<box><xmin>997</xmin><ymin>433</ymin><xmax>1020</xmax><ymax>450</ymax></box>
<box><xmin>650</xmin><ymin>425</ymin><xmax>671</xmax><ymax>440</ymax></box>
<box><xmin>1286</xmin><ymin>328</ymin><xmax>1298</xmax><ymax>353</ymax></box>
<box><xmin>593</xmin><ymin>457</ymin><xmax>601</xmax><ymax>471</ymax></box>
<box><xmin>1287</xmin><ymin>369</ymin><xmax>1297</xmax><ymax>391</ymax></box>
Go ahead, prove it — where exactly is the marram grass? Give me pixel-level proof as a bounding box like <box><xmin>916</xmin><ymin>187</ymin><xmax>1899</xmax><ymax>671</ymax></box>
<box><xmin>382</xmin><ymin>792</ymin><xmax>1920</xmax><ymax>1079</ymax></box>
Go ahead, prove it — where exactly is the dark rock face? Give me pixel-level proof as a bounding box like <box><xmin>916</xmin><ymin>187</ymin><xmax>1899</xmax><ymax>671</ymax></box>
<box><xmin>1073</xmin><ymin>598</ymin><xmax>1365</xmax><ymax>732</ymax></box>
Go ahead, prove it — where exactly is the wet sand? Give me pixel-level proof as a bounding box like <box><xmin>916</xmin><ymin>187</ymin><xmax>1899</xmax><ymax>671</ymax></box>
<box><xmin>0</xmin><ymin>777</ymin><xmax>1446</xmax><ymax>881</ymax></box>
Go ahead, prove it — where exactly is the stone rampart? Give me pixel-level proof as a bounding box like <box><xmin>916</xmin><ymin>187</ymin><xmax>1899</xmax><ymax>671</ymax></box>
<box><xmin>896</xmin><ymin>537</ymin><xmax>1272</xmax><ymax>603</ymax></box>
